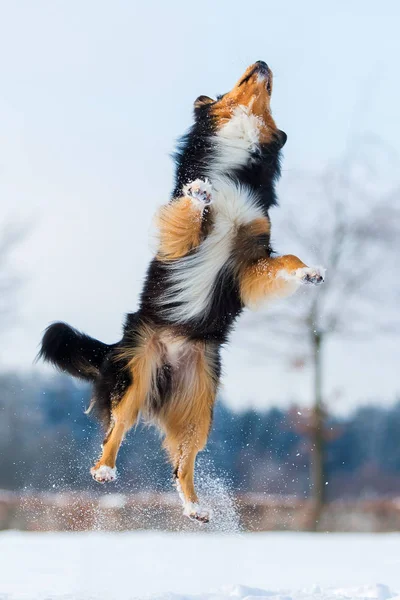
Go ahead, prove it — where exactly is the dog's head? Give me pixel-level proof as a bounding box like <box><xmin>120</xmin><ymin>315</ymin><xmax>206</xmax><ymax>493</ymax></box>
<box><xmin>194</xmin><ymin>61</ymin><xmax>287</xmax><ymax>149</ymax></box>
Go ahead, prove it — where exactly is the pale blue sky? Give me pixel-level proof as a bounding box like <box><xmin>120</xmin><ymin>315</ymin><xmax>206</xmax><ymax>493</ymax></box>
<box><xmin>1</xmin><ymin>1</ymin><xmax>399</xmax><ymax>412</ymax></box>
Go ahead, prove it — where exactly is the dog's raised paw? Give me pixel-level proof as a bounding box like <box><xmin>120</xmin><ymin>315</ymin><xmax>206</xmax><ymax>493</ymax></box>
<box><xmin>295</xmin><ymin>266</ymin><xmax>325</xmax><ymax>285</ymax></box>
<box><xmin>90</xmin><ymin>465</ymin><xmax>117</xmax><ymax>484</ymax></box>
<box><xmin>183</xmin><ymin>502</ymin><xmax>212</xmax><ymax>524</ymax></box>
<box><xmin>183</xmin><ymin>179</ymin><xmax>213</xmax><ymax>206</ymax></box>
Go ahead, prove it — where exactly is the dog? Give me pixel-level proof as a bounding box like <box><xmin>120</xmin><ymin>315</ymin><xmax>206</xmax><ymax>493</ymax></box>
<box><xmin>39</xmin><ymin>61</ymin><xmax>324</xmax><ymax>523</ymax></box>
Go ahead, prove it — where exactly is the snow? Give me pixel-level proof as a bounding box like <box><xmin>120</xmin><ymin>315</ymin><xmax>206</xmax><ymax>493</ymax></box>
<box><xmin>0</xmin><ymin>532</ymin><xmax>399</xmax><ymax>600</ymax></box>
<box><xmin>90</xmin><ymin>465</ymin><xmax>117</xmax><ymax>483</ymax></box>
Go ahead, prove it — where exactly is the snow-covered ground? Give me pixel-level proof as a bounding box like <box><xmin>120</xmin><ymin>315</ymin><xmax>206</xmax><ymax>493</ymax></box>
<box><xmin>0</xmin><ymin>531</ymin><xmax>399</xmax><ymax>600</ymax></box>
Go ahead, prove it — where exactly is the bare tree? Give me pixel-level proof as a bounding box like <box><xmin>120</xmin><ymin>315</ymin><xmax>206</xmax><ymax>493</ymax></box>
<box><xmin>245</xmin><ymin>137</ymin><xmax>400</xmax><ymax>530</ymax></box>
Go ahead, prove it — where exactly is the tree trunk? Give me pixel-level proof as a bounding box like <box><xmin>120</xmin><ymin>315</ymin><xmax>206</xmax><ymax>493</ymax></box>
<box><xmin>309</xmin><ymin>330</ymin><xmax>325</xmax><ymax>531</ymax></box>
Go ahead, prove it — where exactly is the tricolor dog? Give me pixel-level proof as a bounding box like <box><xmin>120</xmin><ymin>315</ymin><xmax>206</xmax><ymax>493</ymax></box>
<box><xmin>40</xmin><ymin>61</ymin><xmax>324</xmax><ymax>523</ymax></box>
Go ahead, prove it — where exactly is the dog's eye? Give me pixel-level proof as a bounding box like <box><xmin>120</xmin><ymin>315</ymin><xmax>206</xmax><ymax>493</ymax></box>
<box><xmin>267</xmin><ymin>81</ymin><xmax>272</xmax><ymax>95</ymax></box>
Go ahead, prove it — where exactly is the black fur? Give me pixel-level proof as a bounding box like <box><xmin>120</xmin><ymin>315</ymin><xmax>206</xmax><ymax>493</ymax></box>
<box><xmin>39</xmin><ymin>322</ymin><xmax>112</xmax><ymax>381</ymax></box>
<box><xmin>172</xmin><ymin>104</ymin><xmax>217</xmax><ymax>198</ymax></box>
<box><xmin>91</xmin><ymin>350</ymin><xmax>131</xmax><ymax>427</ymax></box>
<box><xmin>228</xmin><ymin>136</ymin><xmax>283</xmax><ymax>212</ymax></box>
<box><xmin>172</xmin><ymin>102</ymin><xmax>284</xmax><ymax>213</ymax></box>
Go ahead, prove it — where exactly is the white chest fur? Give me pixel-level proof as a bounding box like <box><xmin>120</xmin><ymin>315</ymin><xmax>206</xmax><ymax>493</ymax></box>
<box><xmin>209</xmin><ymin>106</ymin><xmax>263</xmax><ymax>176</ymax></box>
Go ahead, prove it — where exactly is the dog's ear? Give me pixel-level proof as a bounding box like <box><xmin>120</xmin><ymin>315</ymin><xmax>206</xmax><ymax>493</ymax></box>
<box><xmin>194</xmin><ymin>95</ymin><xmax>214</xmax><ymax>110</ymax></box>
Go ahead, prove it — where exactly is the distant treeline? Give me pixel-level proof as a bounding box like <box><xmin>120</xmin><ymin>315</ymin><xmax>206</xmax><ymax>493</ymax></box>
<box><xmin>1</xmin><ymin>372</ymin><xmax>400</xmax><ymax>498</ymax></box>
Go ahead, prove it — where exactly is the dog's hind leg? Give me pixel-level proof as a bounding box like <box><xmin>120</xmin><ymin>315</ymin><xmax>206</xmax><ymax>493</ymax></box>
<box><xmin>90</xmin><ymin>385</ymin><xmax>140</xmax><ymax>483</ymax></box>
<box><xmin>164</xmin><ymin>419</ymin><xmax>213</xmax><ymax>523</ymax></box>
<box><xmin>161</xmin><ymin>343</ymin><xmax>217</xmax><ymax>522</ymax></box>
<box><xmin>91</xmin><ymin>326</ymin><xmax>161</xmax><ymax>483</ymax></box>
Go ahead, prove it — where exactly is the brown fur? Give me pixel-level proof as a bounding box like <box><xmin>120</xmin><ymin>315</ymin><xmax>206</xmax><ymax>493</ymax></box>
<box><xmin>160</xmin><ymin>341</ymin><xmax>217</xmax><ymax>504</ymax></box>
<box><xmin>210</xmin><ymin>65</ymin><xmax>277</xmax><ymax>143</ymax></box>
<box><xmin>239</xmin><ymin>254</ymin><xmax>308</xmax><ymax>308</ymax></box>
<box><xmin>94</xmin><ymin>323</ymin><xmax>218</xmax><ymax>506</ymax></box>
<box><xmin>91</xmin><ymin>384</ymin><xmax>139</xmax><ymax>471</ymax></box>
<box><xmin>92</xmin><ymin>324</ymin><xmax>163</xmax><ymax>472</ymax></box>
<box><xmin>156</xmin><ymin>196</ymin><xmax>205</xmax><ymax>260</ymax></box>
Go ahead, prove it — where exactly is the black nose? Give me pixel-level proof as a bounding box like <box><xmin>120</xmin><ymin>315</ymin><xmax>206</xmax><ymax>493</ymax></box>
<box><xmin>255</xmin><ymin>60</ymin><xmax>269</xmax><ymax>72</ymax></box>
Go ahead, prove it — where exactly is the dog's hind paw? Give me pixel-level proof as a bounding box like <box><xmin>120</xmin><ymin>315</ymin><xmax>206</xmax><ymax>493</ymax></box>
<box><xmin>183</xmin><ymin>179</ymin><xmax>213</xmax><ymax>206</ymax></box>
<box><xmin>90</xmin><ymin>465</ymin><xmax>117</xmax><ymax>484</ymax></box>
<box><xmin>183</xmin><ymin>502</ymin><xmax>212</xmax><ymax>524</ymax></box>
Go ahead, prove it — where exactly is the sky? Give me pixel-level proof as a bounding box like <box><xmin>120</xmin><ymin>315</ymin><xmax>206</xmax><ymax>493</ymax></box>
<box><xmin>0</xmin><ymin>1</ymin><xmax>399</xmax><ymax>414</ymax></box>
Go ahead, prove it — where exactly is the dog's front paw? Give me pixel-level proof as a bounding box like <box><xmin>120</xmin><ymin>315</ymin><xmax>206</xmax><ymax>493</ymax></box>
<box><xmin>183</xmin><ymin>179</ymin><xmax>213</xmax><ymax>206</ymax></box>
<box><xmin>183</xmin><ymin>502</ymin><xmax>212</xmax><ymax>524</ymax></box>
<box><xmin>90</xmin><ymin>464</ymin><xmax>117</xmax><ymax>484</ymax></box>
<box><xmin>295</xmin><ymin>266</ymin><xmax>325</xmax><ymax>285</ymax></box>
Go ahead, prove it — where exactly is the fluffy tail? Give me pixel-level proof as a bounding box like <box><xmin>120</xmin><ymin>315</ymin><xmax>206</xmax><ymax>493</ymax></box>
<box><xmin>39</xmin><ymin>322</ymin><xmax>112</xmax><ymax>382</ymax></box>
